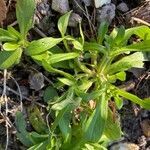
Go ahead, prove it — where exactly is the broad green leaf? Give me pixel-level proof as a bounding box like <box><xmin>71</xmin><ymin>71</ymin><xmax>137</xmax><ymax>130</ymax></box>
<box><xmin>104</xmin><ymin>109</ymin><xmax>122</xmax><ymax>140</ymax></box>
<box><xmin>48</xmin><ymin>53</ymin><xmax>79</xmax><ymax>64</ymax></box>
<box><xmin>117</xmin><ymin>89</ymin><xmax>150</xmax><ymax>109</ymax></box>
<box><xmin>3</xmin><ymin>43</ymin><xmax>20</xmax><ymax>51</ymax></box>
<box><xmin>43</xmin><ymin>86</ymin><xmax>58</xmax><ymax>103</ymax></box>
<box><xmin>16</xmin><ymin>0</ymin><xmax>36</xmax><ymax>39</ymax></box>
<box><xmin>0</xmin><ymin>28</ymin><xmax>18</xmax><ymax>42</ymax></box>
<box><xmin>112</xmin><ymin>40</ymin><xmax>150</xmax><ymax>57</ymax></box>
<box><xmin>27</xmin><ymin>141</ymin><xmax>48</xmax><ymax>150</ymax></box>
<box><xmin>0</xmin><ymin>48</ymin><xmax>22</xmax><ymax>69</ymax></box>
<box><xmin>97</xmin><ymin>21</ymin><xmax>109</xmax><ymax>44</ymax></box>
<box><xmin>58</xmin><ymin>11</ymin><xmax>72</xmax><ymax>37</ymax></box>
<box><xmin>25</xmin><ymin>38</ymin><xmax>63</xmax><ymax>56</ymax></box>
<box><xmin>84</xmin><ymin>93</ymin><xmax>108</xmax><ymax>142</ymax></box>
<box><xmin>72</xmin><ymin>40</ymin><xmax>83</xmax><ymax>51</ymax></box>
<box><xmin>28</xmin><ymin>106</ymin><xmax>47</xmax><ymax>133</ymax></box>
<box><xmin>15</xmin><ymin>111</ymin><xmax>33</xmax><ymax>147</ymax></box>
<box><xmin>124</xmin><ymin>26</ymin><xmax>150</xmax><ymax>42</ymax></box>
<box><xmin>109</xmin><ymin>52</ymin><xmax>145</xmax><ymax>74</ymax></box>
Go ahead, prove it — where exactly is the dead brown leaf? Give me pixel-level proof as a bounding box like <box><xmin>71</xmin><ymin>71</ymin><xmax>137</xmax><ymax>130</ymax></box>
<box><xmin>0</xmin><ymin>0</ymin><xmax>7</xmax><ymax>24</ymax></box>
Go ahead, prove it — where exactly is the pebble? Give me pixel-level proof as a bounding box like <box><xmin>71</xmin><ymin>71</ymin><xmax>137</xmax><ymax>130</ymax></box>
<box><xmin>110</xmin><ymin>142</ymin><xmax>139</xmax><ymax>150</ymax></box>
<box><xmin>141</xmin><ymin>119</ymin><xmax>150</xmax><ymax>137</ymax></box>
<box><xmin>69</xmin><ymin>13</ymin><xmax>82</xmax><ymax>27</ymax></box>
<box><xmin>96</xmin><ymin>3</ymin><xmax>116</xmax><ymax>24</ymax></box>
<box><xmin>52</xmin><ymin>0</ymin><xmax>70</xmax><ymax>14</ymax></box>
<box><xmin>94</xmin><ymin>0</ymin><xmax>111</xmax><ymax>8</ymax></box>
<box><xmin>117</xmin><ymin>2</ymin><xmax>129</xmax><ymax>13</ymax></box>
<box><xmin>82</xmin><ymin>0</ymin><xmax>93</xmax><ymax>6</ymax></box>
<box><xmin>29</xmin><ymin>72</ymin><xmax>45</xmax><ymax>91</ymax></box>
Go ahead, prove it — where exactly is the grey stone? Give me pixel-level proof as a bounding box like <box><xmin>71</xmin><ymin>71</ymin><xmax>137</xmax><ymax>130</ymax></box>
<box><xmin>96</xmin><ymin>3</ymin><xmax>116</xmax><ymax>24</ymax></box>
<box><xmin>117</xmin><ymin>2</ymin><xmax>129</xmax><ymax>13</ymax></box>
<box><xmin>52</xmin><ymin>0</ymin><xmax>70</xmax><ymax>14</ymax></box>
<box><xmin>82</xmin><ymin>0</ymin><xmax>93</xmax><ymax>6</ymax></box>
<box><xmin>94</xmin><ymin>0</ymin><xmax>111</xmax><ymax>8</ymax></box>
<box><xmin>69</xmin><ymin>13</ymin><xmax>82</xmax><ymax>27</ymax></box>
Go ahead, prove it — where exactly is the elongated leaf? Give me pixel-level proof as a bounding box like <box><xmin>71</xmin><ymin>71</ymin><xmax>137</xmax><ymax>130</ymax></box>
<box><xmin>124</xmin><ymin>26</ymin><xmax>150</xmax><ymax>42</ymax></box>
<box><xmin>25</xmin><ymin>38</ymin><xmax>63</xmax><ymax>55</ymax></box>
<box><xmin>84</xmin><ymin>42</ymin><xmax>106</xmax><ymax>54</ymax></box>
<box><xmin>109</xmin><ymin>52</ymin><xmax>145</xmax><ymax>74</ymax></box>
<box><xmin>0</xmin><ymin>28</ymin><xmax>18</xmax><ymax>42</ymax></box>
<box><xmin>42</xmin><ymin>60</ymin><xmax>75</xmax><ymax>81</ymax></box>
<box><xmin>84</xmin><ymin>93</ymin><xmax>108</xmax><ymax>142</ymax></box>
<box><xmin>52</xmin><ymin>88</ymin><xmax>74</xmax><ymax>110</ymax></box>
<box><xmin>112</xmin><ymin>40</ymin><xmax>150</xmax><ymax>57</ymax></box>
<box><xmin>58</xmin><ymin>78</ymin><xmax>74</xmax><ymax>86</ymax></box>
<box><xmin>48</xmin><ymin>53</ymin><xmax>79</xmax><ymax>64</ymax></box>
<box><xmin>117</xmin><ymin>89</ymin><xmax>150</xmax><ymax>109</ymax></box>
<box><xmin>7</xmin><ymin>26</ymin><xmax>22</xmax><ymax>39</ymax></box>
<box><xmin>0</xmin><ymin>48</ymin><xmax>22</xmax><ymax>69</ymax></box>
<box><xmin>15</xmin><ymin>112</ymin><xmax>33</xmax><ymax>147</ymax></box>
<box><xmin>104</xmin><ymin>109</ymin><xmax>122</xmax><ymax>140</ymax></box>
<box><xmin>3</xmin><ymin>43</ymin><xmax>20</xmax><ymax>51</ymax></box>
<box><xmin>43</xmin><ymin>86</ymin><xmax>58</xmax><ymax>103</ymax></box>
<box><xmin>28</xmin><ymin>106</ymin><xmax>47</xmax><ymax>133</ymax></box>
<box><xmin>97</xmin><ymin>21</ymin><xmax>109</xmax><ymax>44</ymax></box>
<box><xmin>58</xmin><ymin>106</ymin><xmax>72</xmax><ymax>143</ymax></box>
<box><xmin>58</xmin><ymin>11</ymin><xmax>72</xmax><ymax>37</ymax></box>
<box><xmin>16</xmin><ymin>0</ymin><xmax>36</xmax><ymax>39</ymax></box>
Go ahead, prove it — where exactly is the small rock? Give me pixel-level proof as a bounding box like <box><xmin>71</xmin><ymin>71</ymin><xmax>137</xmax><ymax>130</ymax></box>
<box><xmin>94</xmin><ymin>0</ymin><xmax>111</xmax><ymax>8</ymax></box>
<box><xmin>110</xmin><ymin>142</ymin><xmax>139</xmax><ymax>150</ymax></box>
<box><xmin>52</xmin><ymin>0</ymin><xmax>70</xmax><ymax>14</ymax></box>
<box><xmin>69</xmin><ymin>13</ymin><xmax>82</xmax><ymax>27</ymax></box>
<box><xmin>19</xmin><ymin>86</ymin><xmax>29</xmax><ymax>97</ymax></box>
<box><xmin>117</xmin><ymin>2</ymin><xmax>129</xmax><ymax>13</ymax></box>
<box><xmin>96</xmin><ymin>3</ymin><xmax>116</xmax><ymax>24</ymax></box>
<box><xmin>29</xmin><ymin>72</ymin><xmax>45</xmax><ymax>91</ymax></box>
<box><xmin>82</xmin><ymin>0</ymin><xmax>93</xmax><ymax>6</ymax></box>
<box><xmin>141</xmin><ymin>119</ymin><xmax>150</xmax><ymax>137</ymax></box>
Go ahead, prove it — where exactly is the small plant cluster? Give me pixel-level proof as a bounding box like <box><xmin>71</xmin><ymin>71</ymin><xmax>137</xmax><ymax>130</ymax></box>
<box><xmin>0</xmin><ymin>0</ymin><xmax>150</xmax><ymax>149</ymax></box>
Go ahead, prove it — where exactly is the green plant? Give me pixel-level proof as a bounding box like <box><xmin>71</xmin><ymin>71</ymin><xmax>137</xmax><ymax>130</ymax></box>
<box><xmin>0</xmin><ymin>0</ymin><xmax>150</xmax><ymax>149</ymax></box>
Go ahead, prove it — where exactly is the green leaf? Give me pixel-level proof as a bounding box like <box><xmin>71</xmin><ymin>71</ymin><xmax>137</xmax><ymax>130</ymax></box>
<box><xmin>117</xmin><ymin>89</ymin><xmax>150</xmax><ymax>109</ymax></box>
<box><xmin>58</xmin><ymin>11</ymin><xmax>72</xmax><ymax>36</ymax></box>
<box><xmin>0</xmin><ymin>48</ymin><xmax>22</xmax><ymax>69</ymax></box>
<box><xmin>51</xmin><ymin>88</ymin><xmax>74</xmax><ymax>110</ymax></box>
<box><xmin>84</xmin><ymin>42</ymin><xmax>106</xmax><ymax>54</ymax></box>
<box><xmin>0</xmin><ymin>28</ymin><xmax>18</xmax><ymax>42</ymax></box>
<box><xmin>16</xmin><ymin>0</ymin><xmax>36</xmax><ymax>39</ymax></box>
<box><xmin>43</xmin><ymin>86</ymin><xmax>58</xmax><ymax>103</ymax></box>
<box><xmin>25</xmin><ymin>38</ymin><xmax>63</xmax><ymax>56</ymax></box>
<box><xmin>58</xmin><ymin>78</ymin><xmax>74</xmax><ymax>86</ymax></box>
<box><xmin>97</xmin><ymin>21</ymin><xmax>109</xmax><ymax>44</ymax></box>
<box><xmin>58</xmin><ymin>106</ymin><xmax>72</xmax><ymax>143</ymax></box>
<box><xmin>114</xmin><ymin>95</ymin><xmax>123</xmax><ymax>109</ymax></box>
<box><xmin>3</xmin><ymin>43</ymin><xmax>20</xmax><ymax>51</ymax></box>
<box><xmin>27</xmin><ymin>141</ymin><xmax>48</xmax><ymax>150</ymax></box>
<box><xmin>42</xmin><ymin>60</ymin><xmax>75</xmax><ymax>81</ymax></box>
<box><xmin>29</xmin><ymin>132</ymin><xmax>49</xmax><ymax>145</ymax></box>
<box><xmin>124</xmin><ymin>26</ymin><xmax>150</xmax><ymax>42</ymax></box>
<box><xmin>112</xmin><ymin>40</ymin><xmax>150</xmax><ymax>57</ymax></box>
<box><xmin>7</xmin><ymin>26</ymin><xmax>21</xmax><ymax>39</ymax></box>
<box><xmin>84</xmin><ymin>93</ymin><xmax>108</xmax><ymax>142</ymax></box>
<box><xmin>15</xmin><ymin>111</ymin><xmax>33</xmax><ymax>147</ymax></box>
<box><xmin>28</xmin><ymin>106</ymin><xmax>48</xmax><ymax>134</ymax></box>
<box><xmin>48</xmin><ymin>53</ymin><xmax>79</xmax><ymax>64</ymax></box>
<box><xmin>104</xmin><ymin>109</ymin><xmax>122</xmax><ymax>140</ymax></box>
<box><xmin>109</xmin><ymin>52</ymin><xmax>145</xmax><ymax>74</ymax></box>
